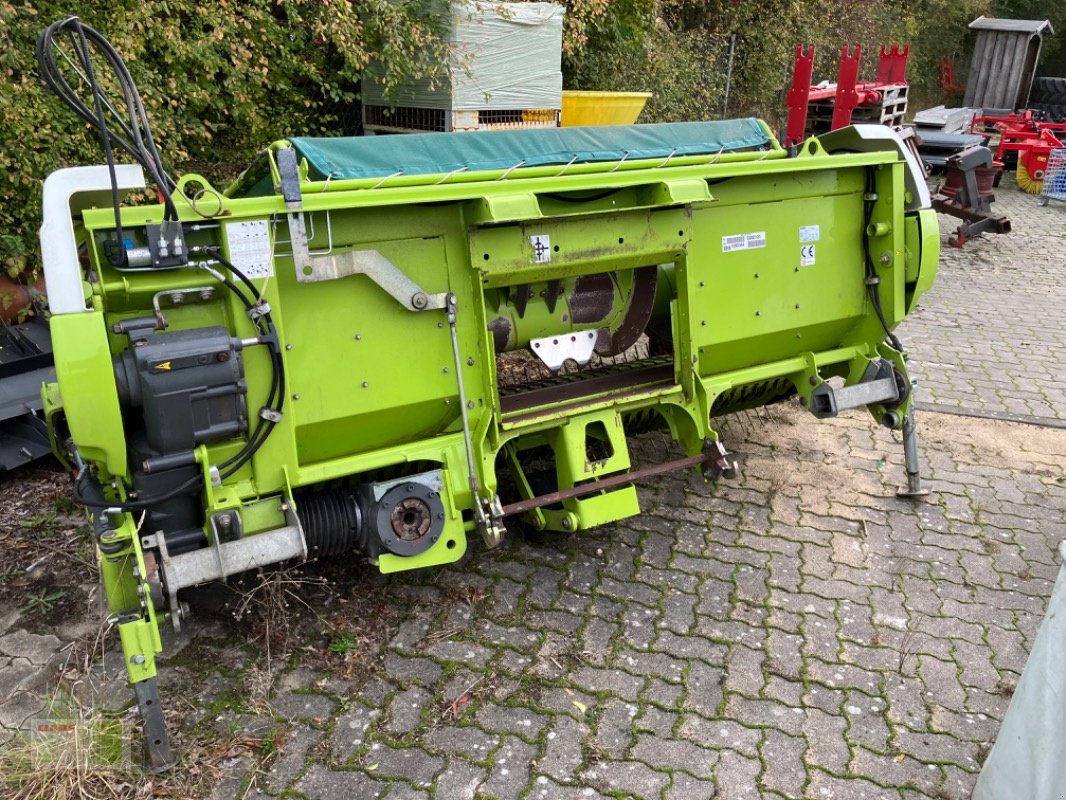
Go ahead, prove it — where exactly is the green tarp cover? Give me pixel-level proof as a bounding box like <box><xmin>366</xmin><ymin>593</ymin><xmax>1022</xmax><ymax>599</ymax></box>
<box><xmin>287</xmin><ymin>119</ymin><xmax>771</xmax><ymax>181</ymax></box>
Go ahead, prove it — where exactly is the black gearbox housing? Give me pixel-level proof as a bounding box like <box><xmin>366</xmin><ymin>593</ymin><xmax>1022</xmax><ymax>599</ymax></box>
<box><xmin>113</xmin><ymin>325</ymin><xmax>247</xmax><ymax>455</ymax></box>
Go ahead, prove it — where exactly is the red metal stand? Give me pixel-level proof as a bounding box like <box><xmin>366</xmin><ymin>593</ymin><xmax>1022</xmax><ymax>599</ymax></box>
<box><xmin>784</xmin><ymin>43</ymin><xmax>911</xmax><ymax>144</ymax></box>
<box><xmin>784</xmin><ymin>45</ymin><xmax>816</xmax><ymax>147</ymax></box>
<box><xmin>831</xmin><ymin>45</ymin><xmax>863</xmax><ymax>131</ymax></box>
<box><xmin>876</xmin><ymin>44</ymin><xmax>910</xmax><ymax>84</ymax></box>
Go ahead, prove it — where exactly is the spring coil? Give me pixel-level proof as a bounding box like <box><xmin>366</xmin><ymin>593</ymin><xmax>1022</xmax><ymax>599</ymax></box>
<box><xmin>295</xmin><ymin>491</ymin><xmax>364</xmax><ymax>558</ymax></box>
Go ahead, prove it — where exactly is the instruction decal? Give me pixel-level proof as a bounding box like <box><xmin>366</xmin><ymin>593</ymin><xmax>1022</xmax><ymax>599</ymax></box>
<box><xmin>800</xmin><ymin>244</ymin><xmax>816</xmax><ymax>266</ymax></box>
<box><xmin>799</xmin><ymin>224</ymin><xmax>820</xmax><ymax>243</ymax></box>
<box><xmin>530</xmin><ymin>234</ymin><xmax>552</xmax><ymax>263</ymax></box>
<box><xmin>225</xmin><ymin>220</ymin><xmax>274</xmax><ymax>278</ymax></box>
<box><xmin>721</xmin><ymin>231</ymin><xmax>766</xmax><ymax>253</ymax></box>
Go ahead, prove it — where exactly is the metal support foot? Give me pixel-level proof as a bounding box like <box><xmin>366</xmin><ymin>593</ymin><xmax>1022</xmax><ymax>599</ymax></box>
<box><xmin>896</xmin><ymin>409</ymin><xmax>929</xmax><ymax>498</ymax></box>
<box><xmin>134</xmin><ymin>678</ymin><xmax>178</xmax><ymax>772</ymax></box>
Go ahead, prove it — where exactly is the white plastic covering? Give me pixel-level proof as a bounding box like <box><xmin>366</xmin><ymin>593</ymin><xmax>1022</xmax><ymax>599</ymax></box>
<box><xmin>40</xmin><ymin>164</ymin><xmax>145</xmax><ymax>315</ymax></box>
<box><xmin>973</xmin><ymin>540</ymin><xmax>1066</xmax><ymax>800</ymax></box>
<box><xmin>363</xmin><ymin>1</ymin><xmax>564</xmax><ymax>111</ymax></box>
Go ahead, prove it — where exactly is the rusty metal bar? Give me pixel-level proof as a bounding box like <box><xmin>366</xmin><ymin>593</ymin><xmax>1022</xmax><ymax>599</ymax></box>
<box><xmin>501</xmin><ymin>451</ymin><xmax>711</xmax><ymax>517</ymax></box>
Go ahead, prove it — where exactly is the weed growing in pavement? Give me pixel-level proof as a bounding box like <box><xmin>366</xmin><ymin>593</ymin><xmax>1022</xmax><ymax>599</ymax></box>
<box><xmin>20</xmin><ymin>587</ymin><xmax>66</xmax><ymax>616</ymax></box>
<box><xmin>328</xmin><ymin>633</ymin><xmax>358</xmax><ymax>655</ymax></box>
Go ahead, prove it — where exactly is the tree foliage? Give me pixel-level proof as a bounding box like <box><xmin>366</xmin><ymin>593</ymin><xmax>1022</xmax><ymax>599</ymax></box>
<box><xmin>2</xmin><ymin>0</ymin><xmax>1063</xmax><ymax>271</ymax></box>
<box><xmin>562</xmin><ymin>0</ymin><xmax>1002</xmax><ymax>125</ymax></box>
<box><xmin>0</xmin><ymin>0</ymin><xmax>451</xmax><ymax>269</ymax></box>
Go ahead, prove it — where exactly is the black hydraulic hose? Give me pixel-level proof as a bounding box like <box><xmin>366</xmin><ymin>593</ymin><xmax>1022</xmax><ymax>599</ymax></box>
<box><xmin>37</xmin><ymin>16</ymin><xmax>179</xmax><ymax>229</ymax></box>
<box><xmin>200</xmin><ymin>250</ymin><xmax>287</xmax><ymax>478</ymax></box>
<box><xmin>72</xmin><ymin>469</ymin><xmax>201</xmax><ymax>514</ymax></box>
<box><xmin>39</xmin><ymin>17</ymin><xmax>286</xmax><ymax>497</ymax></box>
<box><xmin>862</xmin><ymin>168</ymin><xmax>905</xmax><ymax>354</ymax></box>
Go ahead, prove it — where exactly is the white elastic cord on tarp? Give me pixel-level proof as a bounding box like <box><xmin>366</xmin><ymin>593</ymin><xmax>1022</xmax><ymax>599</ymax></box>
<box><xmin>435</xmin><ymin>166</ymin><xmax>469</xmax><ymax>185</ymax></box>
<box><xmin>656</xmin><ymin>148</ymin><xmax>679</xmax><ymax>168</ymax></box>
<box><xmin>498</xmin><ymin>159</ymin><xmax>527</xmax><ymax>180</ymax></box>
<box><xmin>554</xmin><ymin>154</ymin><xmax>579</xmax><ymax>177</ymax></box>
<box><xmin>370</xmin><ymin>170</ymin><xmax>404</xmax><ymax>190</ymax></box>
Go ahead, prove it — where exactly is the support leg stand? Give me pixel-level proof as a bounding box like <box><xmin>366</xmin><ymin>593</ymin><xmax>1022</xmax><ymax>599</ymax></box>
<box><xmin>896</xmin><ymin>409</ymin><xmax>930</xmax><ymax>498</ymax></box>
<box><xmin>134</xmin><ymin>678</ymin><xmax>178</xmax><ymax>772</ymax></box>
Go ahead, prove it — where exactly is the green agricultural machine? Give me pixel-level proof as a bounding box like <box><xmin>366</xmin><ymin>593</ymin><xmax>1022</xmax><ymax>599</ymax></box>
<box><xmin>37</xmin><ymin>19</ymin><xmax>937</xmax><ymax>769</ymax></box>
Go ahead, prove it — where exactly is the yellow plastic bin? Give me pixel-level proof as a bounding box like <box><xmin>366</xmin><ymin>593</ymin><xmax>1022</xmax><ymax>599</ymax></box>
<box><xmin>561</xmin><ymin>91</ymin><xmax>652</xmax><ymax>126</ymax></box>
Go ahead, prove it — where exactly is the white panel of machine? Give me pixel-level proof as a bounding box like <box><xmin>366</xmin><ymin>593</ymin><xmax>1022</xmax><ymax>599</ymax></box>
<box><xmin>973</xmin><ymin>540</ymin><xmax>1066</xmax><ymax>800</ymax></box>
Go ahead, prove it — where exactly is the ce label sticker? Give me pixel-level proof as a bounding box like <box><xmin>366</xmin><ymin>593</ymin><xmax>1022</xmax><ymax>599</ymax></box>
<box><xmin>800</xmin><ymin>245</ymin><xmax>816</xmax><ymax>266</ymax></box>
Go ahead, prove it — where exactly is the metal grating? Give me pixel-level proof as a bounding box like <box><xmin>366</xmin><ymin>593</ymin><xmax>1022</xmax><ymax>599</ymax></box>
<box><xmin>478</xmin><ymin>108</ymin><xmax>559</xmax><ymax>128</ymax></box>
<box><xmin>1041</xmin><ymin>148</ymin><xmax>1066</xmax><ymax>204</ymax></box>
<box><xmin>363</xmin><ymin>105</ymin><xmax>446</xmax><ymax>132</ymax></box>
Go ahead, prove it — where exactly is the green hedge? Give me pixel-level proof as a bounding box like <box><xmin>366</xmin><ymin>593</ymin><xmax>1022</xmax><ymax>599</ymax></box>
<box><xmin>564</xmin><ymin>0</ymin><xmax>1002</xmax><ymax>128</ymax></box>
<box><xmin>0</xmin><ymin>0</ymin><xmax>450</xmax><ymax>271</ymax></box>
<box><xmin>3</xmin><ymin>0</ymin><xmax>1063</xmax><ymax>272</ymax></box>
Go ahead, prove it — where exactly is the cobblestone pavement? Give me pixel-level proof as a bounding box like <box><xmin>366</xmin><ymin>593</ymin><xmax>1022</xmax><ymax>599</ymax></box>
<box><xmin>902</xmin><ymin>173</ymin><xmax>1066</xmax><ymax>424</ymax></box>
<box><xmin>2</xmin><ymin>179</ymin><xmax>1065</xmax><ymax>800</ymax></box>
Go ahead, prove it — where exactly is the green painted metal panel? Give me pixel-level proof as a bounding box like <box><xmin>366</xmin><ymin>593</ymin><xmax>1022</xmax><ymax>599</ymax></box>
<box><xmin>49</xmin><ymin>312</ymin><xmax>126</xmax><ymax>476</ymax></box>
<box><xmin>45</xmin><ymin>120</ymin><xmax>938</xmax><ymax>699</ymax></box>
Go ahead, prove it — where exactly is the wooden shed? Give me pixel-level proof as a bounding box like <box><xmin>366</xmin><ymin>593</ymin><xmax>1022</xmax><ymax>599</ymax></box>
<box><xmin>964</xmin><ymin>17</ymin><xmax>1054</xmax><ymax>112</ymax></box>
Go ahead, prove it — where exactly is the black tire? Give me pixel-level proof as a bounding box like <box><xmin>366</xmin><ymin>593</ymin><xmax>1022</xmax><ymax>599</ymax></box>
<box><xmin>1031</xmin><ymin>76</ymin><xmax>1066</xmax><ymax>103</ymax></box>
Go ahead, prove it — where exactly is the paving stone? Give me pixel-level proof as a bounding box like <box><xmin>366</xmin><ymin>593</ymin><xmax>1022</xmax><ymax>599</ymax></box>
<box><xmin>678</xmin><ymin>714</ymin><xmax>761</xmax><ymax>758</ymax></box>
<box><xmin>0</xmin><ymin>630</ymin><xmax>62</xmax><ymax>666</ymax></box>
<box><xmin>642</xmin><ymin>678</ymin><xmax>684</xmax><ymax>710</ymax></box>
<box><xmin>474</xmin><ymin>702</ymin><xmax>550</xmax><ymax>742</ymax></box>
<box><xmin>433</xmin><ymin>760</ymin><xmax>488</xmax><ymax>800</ymax></box>
<box><xmin>331</xmin><ymin>704</ymin><xmax>380</xmax><ymax>763</ymax></box>
<box><xmin>527</xmin><ymin>777</ymin><xmax>612</xmax><ymax>799</ymax></box>
<box><xmin>423</xmin><ymin>723</ymin><xmax>499</xmax><ymax>762</ymax></box>
<box><xmin>580</xmin><ymin>760</ymin><xmax>669</xmax><ymax>798</ymax></box>
<box><xmin>386</xmin><ymin>685</ymin><xmax>431</xmax><ymax>735</ymax></box>
<box><xmin>539</xmin><ymin>714</ymin><xmax>588</xmax><ymax>783</ymax></box>
<box><xmin>725</xmin><ymin>696</ymin><xmax>805</xmax><ymax>736</ymax></box>
<box><xmin>806</xmin><ymin>766</ymin><xmax>899</xmax><ymax>800</ymax></box>
<box><xmin>666</xmin><ymin>771</ymin><xmax>718</xmax><ymax>800</ymax></box>
<box><xmin>382</xmin><ymin>784</ymin><xmax>430</xmax><ymax>800</ymax></box>
<box><xmin>630</xmin><ymin>731</ymin><xmax>717</xmax><ymax>777</ymax></box>
<box><xmin>269</xmin><ymin>691</ymin><xmax>336</xmax><ymax>723</ymax></box>
<box><xmin>800</xmin><ymin>707</ymin><xmax>849</xmax><ymax>774</ymax></box>
<box><xmin>480</xmin><ymin>735</ymin><xmax>537</xmax><ymax>800</ymax></box>
<box><xmin>366</xmin><ymin>743</ymin><xmax>443</xmax><ymax>787</ymax></box>
<box><xmin>713</xmin><ymin>749</ymin><xmax>762</xmax><ymax>799</ymax></box>
<box><xmin>655</xmin><ymin>629</ymin><xmax>726</xmax><ymax>664</ymax></box>
<box><xmin>425</xmin><ymin>640</ymin><xmax>494</xmax><ymax>667</ymax></box>
<box><xmin>723</xmin><ymin>643</ymin><xmax>766</xmax><ymax>696</ymax></box>
<box><xmin>207</xmin><ymin>755</ymin><xmax>255</xmax><ymax>800</ymax></box>
<box><xmin>536</xmin><ymin>686</ymin><xmax>596</xmax><ymax>720</ymax></box>
<box><xmin>263</xmin><ymin>723</ymin><xmax>322</xmax><ymax>793</ymax></box>
<box><xmin>681</xmin><ymin>660</ymin><xmax>724</xmax><ymax>716</ymax></box>
<box><xmin>296</xmin><ymin>765</ymin><xmax>387</xmax><ymax>799</ymax></box>
<box><xmin>592</xmin><ymin>697</ymin><xmax>637</xmax><ymax>758</ymax></box>
<box><xmin>389</xmin><ymin>614</ymin><xmax>434</xmax><ymax>651</ymax></box>
<box><xmin>0</xmin><ymin>690</ymin><xmax>49</xmax><ymax>730</ymax></box>
<box><xmin>635</xmin><ymin>705</ymin><xmax>676</xmax><ymax>738</ymax></box>
<box><xmin>759</xmin><ymin>729</ymin><xmax>808</xmax><ymax>798</ymax></box>
<box><xmin>617</xmin><ymin>648</ymin><xmax>685</xmax><ymax>683</ymax></box>
<box><xmin>383</xmin><ymin>652</ymin><xmax>444</xmax><ymax>686</ymax></box>
<box><xmin>570</xmin><ymin>667</ymin><xmax>643</xmax><ymax>701</ymax></box>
